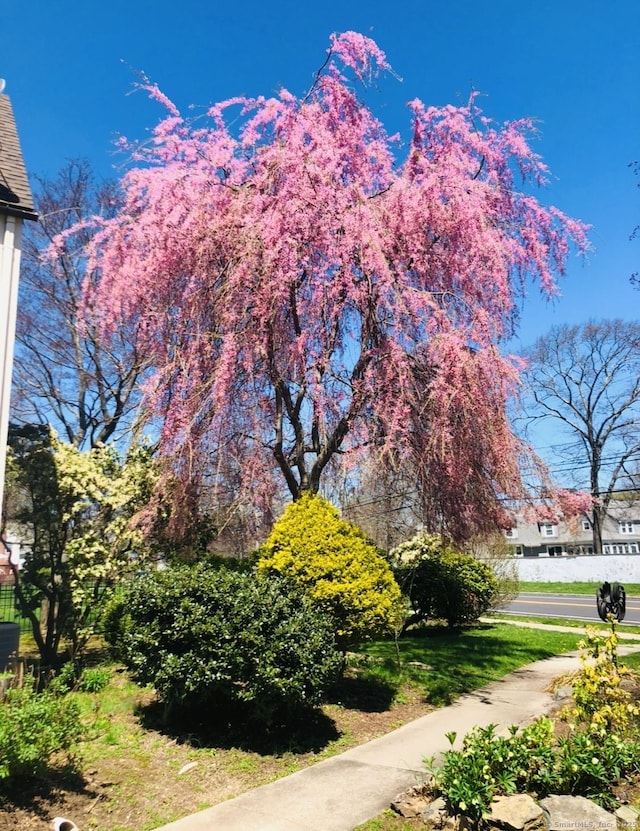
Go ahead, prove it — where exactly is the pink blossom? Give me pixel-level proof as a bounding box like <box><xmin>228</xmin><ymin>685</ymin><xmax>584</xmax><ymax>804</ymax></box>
<box><xmin>62</xmin><ymin>32</ymin><xmax>590</xmax><ymax>542</ymax></box>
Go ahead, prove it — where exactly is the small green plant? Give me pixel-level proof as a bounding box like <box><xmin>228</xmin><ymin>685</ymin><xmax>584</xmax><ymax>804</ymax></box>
<box><xmin>48</xmin><ymin>660</ymin><xmax>80</xmax><ymax>694</ymax></box>
<box><xmin>425</xmin><ymin>624</ymin><xmax>640</xmax><ymax>821</ymax></box>
<box><xmin>77</xmin><ymin>667</ymin><xmax>112</xmax><ymax>694</ymax></box>
<box><xmin>0</xmin><ymin>679</ymin><xmax>84</xmax><ymax>780</ymax></box>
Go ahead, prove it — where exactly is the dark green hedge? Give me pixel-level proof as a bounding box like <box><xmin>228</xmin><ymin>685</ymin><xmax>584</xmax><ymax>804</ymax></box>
<box><xmin>104</xmin><ymin>565</ymin><xmax>342</xmax><ymax>723</ymax></box>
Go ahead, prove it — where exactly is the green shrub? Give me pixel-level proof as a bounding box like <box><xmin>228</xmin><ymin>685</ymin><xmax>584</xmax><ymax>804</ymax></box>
<box><xmin>257</xmin><ymin>494</ymin><xmax>403</xmax><ymax>649</ymax></box>
<box><xmin>391</xmin><ymin>533</ymin><xmax>498</xmax><ymax>629</ymax></box>
<box><xmin>427</xmin><ymin>717</ymin><xmax>640</xmax><ymax>820</ymax></box>
<box><xmin>48</xmin><ymin>660</ymin><xmax>79</xmax><ymax>694</ymax></box>
<box><xmin>426</xmin><ymin>624</ymin><xmax>640</xmax><ymax>821</ymax></box>
<box><xmin>0</xmin><ymin>680</ymin><xmax>84</xmax><ymax>780</ymax></box>
<box><xmin>106</xmin><ymin>565</ymin><xmax>342</xmax><ymax>723</ymax></box>
<box><xmin>101</xmin><ymin>593</ymin><xmax>133</xmax><ymax>664</ymax></box>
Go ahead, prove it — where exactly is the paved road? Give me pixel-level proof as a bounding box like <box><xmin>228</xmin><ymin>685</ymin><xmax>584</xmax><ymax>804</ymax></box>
<box><xmin>497</xmin><ymin>592</ymin><xmax>640</xmax><ymax>626</ymax></box>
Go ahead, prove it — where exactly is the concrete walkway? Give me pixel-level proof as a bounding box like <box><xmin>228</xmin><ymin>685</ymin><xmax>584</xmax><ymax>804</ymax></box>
<box><xmin>151</xmin><ymin>629</ymin><xmax>640</xmax><ymax>831</ymax></box>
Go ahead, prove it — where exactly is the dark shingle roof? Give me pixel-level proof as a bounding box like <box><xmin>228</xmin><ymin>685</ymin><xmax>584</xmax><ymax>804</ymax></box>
<box><xmin>0</xmin><ymin>94</ymin><xmax>37</xmax><ymax>221</ymax></box>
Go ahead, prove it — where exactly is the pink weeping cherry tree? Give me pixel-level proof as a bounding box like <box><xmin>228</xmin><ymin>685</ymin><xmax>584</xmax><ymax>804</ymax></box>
<box><xmin>67</xmin><ymin>32</ymin><xmax>590</xmax><ymax>542</ymax></box>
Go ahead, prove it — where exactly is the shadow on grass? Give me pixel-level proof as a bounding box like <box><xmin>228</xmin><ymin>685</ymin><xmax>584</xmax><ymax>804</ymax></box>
<box><xmin>325</xmin><ymin>674</ymin><xmax>398</xmax><ymax>712</ymax></box>
<box><xmin>361</xmin><ymin>622</ymin><xmax>581</xmax><ymax>707</ymax></box>
<box><xmin>136</xmin><ymin>697</ymin><xmax>342</xmax><ymax>756</ymax></box>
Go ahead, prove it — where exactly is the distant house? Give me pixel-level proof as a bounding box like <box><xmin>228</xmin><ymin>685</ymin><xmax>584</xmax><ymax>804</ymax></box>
<box><xmin>504</xmin><ymin>501</ymin><xmax>640</xmax><ymax>558</ymax></box>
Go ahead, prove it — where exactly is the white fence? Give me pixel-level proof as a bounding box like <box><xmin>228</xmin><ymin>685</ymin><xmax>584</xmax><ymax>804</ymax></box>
<box><xmin>501</xmin><ymin>553</ymin><xmax>640</xmax><ymax>583</ymax></box>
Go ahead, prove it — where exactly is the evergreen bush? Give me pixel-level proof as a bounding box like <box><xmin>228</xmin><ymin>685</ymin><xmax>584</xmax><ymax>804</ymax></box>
<box><xmin>391</xmin><ymin>533</ymin><xmax>498</xmax><ymax>629</ymax></box>
<box><xmin>257</xmin><ymin>494</ymin><xmax>403</xmax><ymax>649</ymax></box>
<box><xmin>105</xmin><ymin>565</ymin><xmax>342</xmax><ymax>722</ymax></box>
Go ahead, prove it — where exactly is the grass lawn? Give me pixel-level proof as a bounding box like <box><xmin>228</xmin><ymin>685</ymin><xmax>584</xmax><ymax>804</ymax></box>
<box><xmin>519</xmin><ymin>581</ymin><xmax>640</xmax><ymax>596</ymax></box>
<box><xmin>357</xmin><ymin>623</ymin><xmax>581</xmax><ymax>706</ymax></box>
<box><xmin>1</xmin><ymin>623</ymin><xmax>586</xmax><ymax>831</ymax></box>
<box><xmin>485</xmin><ymin>612</ymin><xmax>640</xmax><ymax>636</ymax></box>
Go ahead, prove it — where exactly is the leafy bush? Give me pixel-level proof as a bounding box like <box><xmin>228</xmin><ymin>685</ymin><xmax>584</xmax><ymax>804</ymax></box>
<box><xmin>5</xmin><ymin>425</ymin><xmax>159</xmax><ymax>668</ymax></box>
<box><xmin>426</xmin><ymin>623</ymin><xmax>640</xmax><ymax>821</ymax></box>
<box><xmin>0</xmin><ymin>680</ymin><xmax>84</xmax><ymax>780</ymax></box>
<box><xmin>105</xmin><ymin>565</ymin><xmax>342</xmax><ymax>723</ymax></box>
<box><xmin>391</xmin><ymin>533</ymin><xmax>498</xmax><ymax>629</ymax></box>
<box><xmin>257</xmin><ymin>494</ymin><xmax>403</xmax><ymax>649</ymax></box>
<box><xmin>427</xmin><ymin>719</ymin><xmax>640</xmax><ymax>821</ymax></box>
<box><xmin>562</xmin><ymin>624</ymin><xmax>640</xmax><ymax>735</ymax></box>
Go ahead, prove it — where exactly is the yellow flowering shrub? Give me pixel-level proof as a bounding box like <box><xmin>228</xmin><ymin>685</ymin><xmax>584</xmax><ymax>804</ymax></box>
<box><xmin>564</xmin><ymin>624</ymin><xmax>640</xmax><ymax>736</ymax></box>
<box><xmin>257</xmin><ymin>494</ymin><xmax>403</xmax><ymax>648</ymax></box>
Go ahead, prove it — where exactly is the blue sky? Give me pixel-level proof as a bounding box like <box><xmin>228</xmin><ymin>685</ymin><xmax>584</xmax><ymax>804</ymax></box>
<box><xmin>2</xmin><ymin>0</ymin><xmax>638</xmax><ymax>356</ymax></box>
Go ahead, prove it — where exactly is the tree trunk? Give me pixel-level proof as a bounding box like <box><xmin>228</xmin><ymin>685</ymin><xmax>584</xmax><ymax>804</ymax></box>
<box><xmin>592</xmin><ymin>504</ymin><xmax>604</xmax><ymax>554</ymax></box>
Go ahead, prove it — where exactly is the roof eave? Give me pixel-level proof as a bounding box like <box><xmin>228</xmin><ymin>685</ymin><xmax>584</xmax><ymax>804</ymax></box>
<box><xmin>0</xmin><ymin>203</ymin><xmax>38</xmax><ymax>222</ymax></box>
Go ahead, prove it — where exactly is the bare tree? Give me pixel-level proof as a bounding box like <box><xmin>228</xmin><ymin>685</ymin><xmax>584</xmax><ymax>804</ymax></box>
<box><xmin>11</xmin><ymin>160</ymin><xmax>147</xmax><ymax>449</ymax></box>
<box><xmin>341</xmin><ymin>462</ymin><xmax>422</xmax><ymax>552</ymax></box>
<box><xmin>521</xmin><ymin>320</ymin><xmax>640</xmax><ymax>552</ymax></box>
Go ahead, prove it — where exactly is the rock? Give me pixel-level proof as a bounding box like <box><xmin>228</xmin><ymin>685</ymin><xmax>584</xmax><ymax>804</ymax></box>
<box><xmin>616</xmin><ymin>804</ymin><xmax>640</xmax><ymax>829</ymax></box>
<box><xmin>391</xmin><ymin>784</ymin><xmax>432</xmax><ymax>818</ymax></box>
<box><xmin>487</xmin><ymin>794</ymin><xmax>547</xmax><ymax>831</ymax></box>
<box><xmin>422</xmin><ymin>796</ymin><xmax>447</xmax><ymax>828</ymax></box>
<box><xmin>391</xmin><ymin>795</ymin><xmax>428</xmax><ymax>818</ymax></box>
<box><xmin>539</xmin><ymin>795</ymin><xmax>617</xmax><ymax>830</ymax></box>
<box><xmin>554</xmin><ymin>685</ymin><xmax>573</xmax><ymax>701</ymax></box>
<box><xmin>391</xmin><ymin>786</ymin><xmax>629</xmax><ymax>831</ymax></box>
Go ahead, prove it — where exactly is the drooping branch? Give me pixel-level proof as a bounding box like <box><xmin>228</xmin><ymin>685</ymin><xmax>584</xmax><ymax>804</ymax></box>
<box><xmin>63</xmin><ymin>33</ymin><xmax>589</xmax><ymax>541</ymax></box>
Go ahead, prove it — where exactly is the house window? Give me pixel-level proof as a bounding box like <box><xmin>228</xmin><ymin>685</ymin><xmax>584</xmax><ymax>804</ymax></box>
<box><xmin>619</xmin><ymin>521</ymin><xmax>634</xmax><ymax>534</ymax></box>
<box><xmin>570</xmin><ymin>545</ymin><xmax>594</xmax><ymax>556</ymax></box>
<box><xmin>539</xmin><ymin>523</ymin><xmax>557</xmax><ymax>538</ymax></box>
<box><xmin>547</xmin><ymin>545</ymin><xmax>564</xmax><ymax>557</ymax></box>
<box><xmin>612</xmin><ymin>542</ymin><xmax>640</xmax><ymax>554</ymax></box>
<box><xmin>505</xmin><ymin>528</ymin><xmax>518</xmax><ymax>539</ymax></box>
<box><xmin>513</xmin><ymin>545</ymin><xmax>523</xmax><ymax>557</ymax></box>
<box><xmin>582</xmin><ymin>519</ymin><xmax>592</xmax><ymax>531</ymax></box>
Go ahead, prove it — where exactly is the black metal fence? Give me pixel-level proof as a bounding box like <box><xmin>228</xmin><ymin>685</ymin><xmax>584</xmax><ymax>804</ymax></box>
<box><xmin>0</xmin><ymin>584</ymin><xmax>33</xmax><ymax>635</ymax></box>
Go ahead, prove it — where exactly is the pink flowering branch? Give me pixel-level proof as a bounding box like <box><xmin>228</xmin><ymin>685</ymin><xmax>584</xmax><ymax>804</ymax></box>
<box><xmin>59</xmin><ymin>32</ymin><xmax>590</xmax><ymax>542</ymax></box>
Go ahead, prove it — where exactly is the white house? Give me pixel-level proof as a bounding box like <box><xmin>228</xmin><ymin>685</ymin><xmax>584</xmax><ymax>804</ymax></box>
<box><xmin>504</xmin><ymin>501</ymin><xmax>640</xmax><ymax>559</ymax></box>
<box><xmin>502</xmin><ymin>501</ymin><xmax>640</xmax><ymax>583</ymax></box>
<box><xmin>0</xmin><ymin>86</ymin><xmax>38</xmax><ymax>519</ymax></box>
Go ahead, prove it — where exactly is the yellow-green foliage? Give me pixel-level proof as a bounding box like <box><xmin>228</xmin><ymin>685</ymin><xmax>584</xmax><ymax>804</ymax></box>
<box><xmin>257</xmin><ymin>494</ymin><xmax>402</xmax><ymax>647</ymax></box>
<box><xmin>564</xmin><ymin>624</ymin><xmax>640</xmax><ymax>736</ymax></box>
